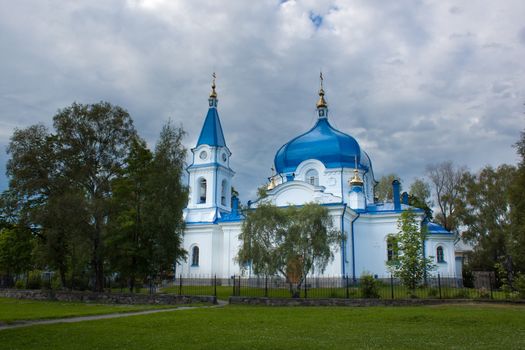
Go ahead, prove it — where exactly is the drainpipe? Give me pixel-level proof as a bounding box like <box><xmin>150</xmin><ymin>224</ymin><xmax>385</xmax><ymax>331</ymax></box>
<box><xmin>340</xmin><ymin>204</ymin><xmax>347</xmax><ymax>276</ymax></box>
<box><xmin>350</xmin><ymin>212</ymin><xmax>361</xmax><ymax>280</ymax></box>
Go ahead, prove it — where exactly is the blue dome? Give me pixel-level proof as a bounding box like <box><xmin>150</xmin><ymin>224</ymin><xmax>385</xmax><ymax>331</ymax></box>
<box><xmin>274</xmin><ymin>118</ymin><xmax>366</xmax><ymax>174</ymax></box>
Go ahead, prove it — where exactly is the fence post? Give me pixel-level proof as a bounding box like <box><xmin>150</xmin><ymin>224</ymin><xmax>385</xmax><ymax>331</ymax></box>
<box><xmin>265</xmin><ymin>275</ymin><xmax>268</xmax><ymax>298</ymax></box>
<box><xmin>238</xmin><ymin>276</ymin><xmax>241</xmax><ymax>296</ymax></box>
<box><xmin>179</xmin><ymin>274</ymin><xmax>182</xmax><ymax>296</ymax></box>
<box><xmin>304</xmin><ymin>275</ymin><xmax>307</xmax><ymax>299</ymax></box>
<box><xmin>346</xmin><ymin>275</ymin><xmax>350</xmax><ymax>299</ymax></box>
<box><xmin>214</xmin><ymin>274</ymin><xmax>217</xmax><ymax>297</ymax></box>
<box><xmin>438</xmin><ymin>273</ymin><xmax>442</xmax><ymax>299</ymax></box>
<box><xmin>390</xmin><ymin>274</ymin><xmax>394</xmax><ymax>300</ymax></box>
<box><xmin>489</xmin><ymin>272</ymin><xmax>494</xmax><ymax>300</ymax></box>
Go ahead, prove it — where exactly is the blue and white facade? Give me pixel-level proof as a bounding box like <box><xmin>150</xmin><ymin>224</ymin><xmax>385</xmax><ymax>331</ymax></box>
<box><xmin>179</xmin><ymin>77</ymin><xmax>457</xmax><ymax>278</ymax></box>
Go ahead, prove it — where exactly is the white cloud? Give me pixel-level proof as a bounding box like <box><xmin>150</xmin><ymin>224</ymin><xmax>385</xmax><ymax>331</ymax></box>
<box><xmin>0</xmin><ymin>0</ymin><xmax>523</xmax><ymax>200</ymax></box>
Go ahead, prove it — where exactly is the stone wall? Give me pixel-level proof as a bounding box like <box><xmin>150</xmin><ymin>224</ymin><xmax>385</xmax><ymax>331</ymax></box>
<box><xmin>0</xmin><ymin>289</ymin><xmax>216</xmax><ymax>305</ymax></box>
<box><xmin>229</xmin><ymin>296</ymin><xmax>525</xmax><ymax>306</ymax></box>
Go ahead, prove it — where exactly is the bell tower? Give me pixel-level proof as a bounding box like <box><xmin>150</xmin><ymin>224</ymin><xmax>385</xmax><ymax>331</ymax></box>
<box><xmin>185</xmin><ymin>73</ymin><xmax>235</xmax><ymax>223</ymax></box>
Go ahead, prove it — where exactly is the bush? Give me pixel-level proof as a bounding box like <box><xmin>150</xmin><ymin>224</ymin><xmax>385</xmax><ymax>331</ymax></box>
<box><xmin>453</xmin><ymin>289</ymin><xmax>470</xmax><ymax>299</ymax></box>
<box><xmin>360</xmin><ymin>274</ymin><xmax>380</xmax><ymax>299</ymax></box>
<box><xmin>427</xmin><ymin>288</ymin><xmax>438</xmax><ymax>297</ymax></box>
<box><xmin>14</xmin><ymin>279</ymin><xmax>25</xmax><ymax>289</ymax></box>
<box><xmin>26</xmin><ymin>270</ymin><xmax>42</xmax><ymax>289</ymax></box>
<box><xmin>515</xmin><ymin>274</ymin><xmax>525</xmax><ymax>299</ymax></box>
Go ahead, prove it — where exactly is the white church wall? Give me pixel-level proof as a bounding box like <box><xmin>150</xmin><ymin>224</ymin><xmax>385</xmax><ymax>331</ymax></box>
<box><xmin>425</xmin><ymin>236</ymin><xmax>456</xmax><ymax>276</ymax></box>
<box><xmin>219</xmin><ymin>222</ymin><xmax>243</xmax><ymax>278</ymax></box>
<box><xmin>353</xmin><ymin>214</ymin><xmax>401</xmax><ymax>277</ymax></box>
<box><xmin>179</xmin><ymin>225</ymin><xmax>218</xmax><ymax>276</ymax></box>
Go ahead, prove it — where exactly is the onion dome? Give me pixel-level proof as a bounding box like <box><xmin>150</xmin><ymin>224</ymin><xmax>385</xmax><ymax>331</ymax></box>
<box><xmin>274</xmin><ymin>74</ymin><xmax>366</xmax><ymax>174</ymax></box>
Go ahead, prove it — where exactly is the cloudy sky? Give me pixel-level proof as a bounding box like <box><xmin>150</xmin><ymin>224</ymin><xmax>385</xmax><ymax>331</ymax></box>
<box><xmin>0</xmin><ymin>0</ymin><xmax>524</xmax><ymax>201</ymax></box>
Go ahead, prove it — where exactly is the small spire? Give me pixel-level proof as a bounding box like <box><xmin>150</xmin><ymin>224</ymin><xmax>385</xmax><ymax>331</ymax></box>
<box><xmin>349</xmin><ymin>156</ymin><xmax>363</xmax><ymax>186</ymax></box>
<box><xmin>209</xmin><ymin>72</ymin><xmax>217</xmax><ymax>99</ymax></box>
<box><xmin>316</xmin><ymin>71</ymin><xmax>328</xmax><ymax>109</ymax></box>
<box><xmin>349</xmin><ymin>168</ymin><xmax>364</xmax><ymax>186</ymax></box>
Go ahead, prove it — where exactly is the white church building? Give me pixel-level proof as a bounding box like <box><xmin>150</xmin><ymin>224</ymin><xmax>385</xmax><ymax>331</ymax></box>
<box><xmin>179</xmin><ymin>76</ymin><xmax>458</xmax><ymax>279</ymax></box>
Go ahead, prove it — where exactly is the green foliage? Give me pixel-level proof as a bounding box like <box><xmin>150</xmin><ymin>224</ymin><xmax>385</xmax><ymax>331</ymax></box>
<box><xmin>360</xmin><ymin>273</ymin><xmax>380</xmax><ymax>298</ymax></box>
<box><xmin>388</xmin><ymin>210</ymin><xmax>434</xmax><ymax>292</ymax></box>
<box><xmin>515</xmin><ymin>274</ymin><xmax>525</xmax><ymax>299</ymax></box>
<box><xmin>237</xmin><ymin>202</ymin><xmax>343</xmax><ymax>297</ymax></box>
<box><xmin>375</xmin><ymin>174</ymin><xmax>401</xmax><ymax>202</ymax></box>
<box><xmin>27</xmin><ymin>270</ymin><xmax>42</xmax><ymax>289</ymax></box>
<box><xmin>3</xmin><ymin>103</ymin><xmax>188</xmax><ymax>292</ymax></box>
<box><xmin>0</xmin><ymin>226</ymin><xmax>34</xmax><ymax>277</ymax></box>
<box><xmin>460</xmin><ymin>165</ymin><xmax>518</xmax><ymax>280</ymax></box>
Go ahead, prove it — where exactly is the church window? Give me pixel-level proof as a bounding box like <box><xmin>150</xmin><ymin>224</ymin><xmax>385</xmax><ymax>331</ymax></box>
<box><xmin>191</xmin><ymin>246</ymin><xmax>199</xmax><ymax>266</ymax></box>
<box><xmin>387</xmin><ymin>236</ymin><xmax>398</xmax><ymax>262</ymax></box>
<box><xmin>221</xmin><ymin>179</ymin><xmax>228</xmax><ymax>206</ymax></box>
<box><xmin>198</xmin><ymin>178</ymin><xmax>207</xmax><ymax>204</ymax></box>
<box><xmin>436</xmin><ymin>246</ymin><xmax>445</xmax><ymax>263</ymax></box>
<box><xmin>306</xmin><ymin>169</ymin><xmax>319</xmax><ymax>186</ymax></box>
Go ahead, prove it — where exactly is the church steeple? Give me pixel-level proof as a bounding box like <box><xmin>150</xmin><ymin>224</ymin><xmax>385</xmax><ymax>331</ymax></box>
<box><xmin>186</xmin><ymin>73</ymin><xmax>235</xmax><ymax>223</ymax></box>
<box><xmin>316</xmin><ymin>72</ymin><xmax>328</xmax><ymax>118</ymax></box>
<box><xmin>197</xmin><ymin>73</ymin><xmax>226</xmax><ymax>147</ymax></box>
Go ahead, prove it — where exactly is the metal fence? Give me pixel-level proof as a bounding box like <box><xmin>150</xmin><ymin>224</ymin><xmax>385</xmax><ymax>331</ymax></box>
<box><xmin>155</xmin><ymin>273</ymin><xmax>502</xmax><ymax>300</ymax></box>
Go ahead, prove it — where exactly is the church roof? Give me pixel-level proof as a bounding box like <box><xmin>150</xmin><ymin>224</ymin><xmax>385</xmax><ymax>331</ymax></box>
<box><xmin>196</xmin><ymin>107</ymin><xmax>226</xmax><ymax>147</ymax></box>
<box><xmin>274</xmin><ymin>118</ymin><xmax>365</xmax><ymax>174</ymax></box>
<box><xmin>427</xmin><ymin>222</ymin><xmax>453</xmax><ymax>235</ymax></box>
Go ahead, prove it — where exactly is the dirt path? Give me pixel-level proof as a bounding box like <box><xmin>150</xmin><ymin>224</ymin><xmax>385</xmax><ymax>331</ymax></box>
<box><xmin>0</xmin><ymin>301</ymin><xmax>227</xmax><ymax>331</ymax></box>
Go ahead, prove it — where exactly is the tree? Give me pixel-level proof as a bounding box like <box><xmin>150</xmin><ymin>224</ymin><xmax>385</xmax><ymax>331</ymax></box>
<box><xmin>0</xmin><ymin>227</ymin><xmax>34</xmax><ymax>283</ymax></box>
<box><xmin>388</xmin><ymin>209</ymin><xmax>434</xmax><ymax>293</ymax></box>
<box><xmin>237</xmin><ymin>202</ymin><xmax>342</xmax><ymax>297</ymax></box>
<box><xmin>6</xmin><ymin>102</ymin><xmax>137</xmax><ymax>292</ymax></box>
<box><xmin>408</xmin><ymin>178</ymin><xmax>433</xmax><ymax>220</ymax></box>
<box><xmin>375</xmin><ymin>174</ymin><xmax>401</xmax><ymax>202</ymax></box>
<box><xmin>510</xmin><ymin>131</ymin><xmax>525</xmax><ymax>274</ymax></box>
<box><xmin>426</xmin><ymin>161</ymin><xmax>468</xmax><ymax>232</ymax></box>
<box><xmin>107</xmin><ymin>138</ymin><xmax>153</xmax><ymax>292</ymax></box>
<box><xmin>459</xmin><ymin>165</ymin><xmax>516</xmax><ymax>282</ymax></box>
<box><xmin>143</xmin><ymin>121</ymin><xmax>188</xmax><ymax>282</ymax></box>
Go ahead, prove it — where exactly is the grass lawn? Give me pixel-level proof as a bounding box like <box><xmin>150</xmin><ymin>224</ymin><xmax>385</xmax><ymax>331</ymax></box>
<box><xmin>1</xmin><ymin>303</ymin><xmax>524</xmax><ymax>349</ymax></box>
<box><xmin>0</xmin><ymin>298</ymin><xmax>175</xmax><ymax>324</ymax></box>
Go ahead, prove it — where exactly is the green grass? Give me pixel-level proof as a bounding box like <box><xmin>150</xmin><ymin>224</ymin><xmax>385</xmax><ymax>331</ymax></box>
<box><xmin>1</xmin><ymin>304</ymin><xmax>524</xmax><ymax>349</ymax></box>
<box><xmin>160</xmin><ymin>284</ymin><xmax>508</xmax><ymax>300</ymax></box>
<box><xmin>0</xmin><ymin>298</ymin><xmax>174</xmax><ymax>324</ymax></box>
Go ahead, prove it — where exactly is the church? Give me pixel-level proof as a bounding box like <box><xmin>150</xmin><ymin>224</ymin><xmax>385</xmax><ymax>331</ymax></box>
<box><xmin>178</xmin><ymin>75</ymin><xmax>458</xmax><ymax>279</ymax></box>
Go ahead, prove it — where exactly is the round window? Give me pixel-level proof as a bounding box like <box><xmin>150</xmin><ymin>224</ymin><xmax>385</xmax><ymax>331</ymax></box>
<box><xmin>199</xmin><ymin>151</ymin><xmax>207</xmax><ymax>160</ymax></box>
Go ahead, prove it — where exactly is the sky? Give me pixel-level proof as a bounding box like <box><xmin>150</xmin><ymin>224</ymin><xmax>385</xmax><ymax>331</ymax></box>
<box><xmin>0</xmin><ymin>0</ymin><xmax>524</xmax><ymax>202</ymax></box>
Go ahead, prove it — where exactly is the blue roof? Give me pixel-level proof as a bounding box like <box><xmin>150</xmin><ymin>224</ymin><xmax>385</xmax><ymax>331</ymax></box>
<box><xmin>274</xmin><ymin>118</ymin><xmax>365</xmax><ymax>173</ymax></box>
<box><xmin>196</xmin><ymin>107</ymin><xmax>226</xmax><ymax>147</ymax></box>
<box><xmin>426</xmin><ymin>222</ymin><xmax>452</xmax><ymax>235</ymax></box>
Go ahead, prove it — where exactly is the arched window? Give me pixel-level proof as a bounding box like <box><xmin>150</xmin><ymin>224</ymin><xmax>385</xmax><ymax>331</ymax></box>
<box><xmin>305</xmin><ymin>169</ymin><xmax>319</xmax><ymax>186</ymax></box>
<box><xmin>221</xmin><ymin>179</ymin><xmax>227</xmax><ymax>206</ymax></box>
<box><xmin>436</xmin><ymin>246</ymin><xmax>445</xmax><ymax>263</ymax></box>
<box><xmin>198</xmin><ymin>178</ymin><xmax>207</xmax><ymax>204</ymax></box>
<box><xmin>387</xmin><ymin>236</ymin><xmax>398</xmax><ymax>261</ymax></box>
<box><xmin>191</xmin><ymin>246</ymin><xmax>199</xmax><ymax>266</ymax></box>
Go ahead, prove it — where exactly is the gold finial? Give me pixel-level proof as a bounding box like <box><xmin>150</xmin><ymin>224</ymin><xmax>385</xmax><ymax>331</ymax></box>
<box><xmin>349</xmin><ymin>168</ymin><xmax>364</xmax><ymax>186</ymax></box>
<box><xmin>209</xmin><ymin>72</ymin><xmax>217</xmax><ymax>99</ymax></box>
<box><xmin>316</xmin><ymin>71</ymin><xmax>327</xmax><ymax>109</ymax></box>
<box><xmin>267</xmin><ymin>167</ymin><xmax>277</xmax><ymax>190</ymax></box>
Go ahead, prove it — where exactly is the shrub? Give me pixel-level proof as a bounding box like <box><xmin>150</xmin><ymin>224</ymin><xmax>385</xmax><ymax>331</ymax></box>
<box><xmin>453</xmin><ymin>289</ymin><xmax>469</xmax><ymax>299</ymax></box>
<box><xmin>26</xmin><ymin>270</ymin><xmax>42</xmax><ymax>289</ymax></box>
<box><xmin>427</xmin><ymin>288</ymin><xmax>438</xmax><ymax>297</ymax></box>
<box><xmin>14</xmin><ymin>279</ymin><xmax>25</xmax><ymax>289</ymax></box>
<box><xmin>477</xmin><ymin>287</ymin><xmax>490</xmax><ymax>299</ymax></box>
<box><xmin>515</xmin><ymin>274</ymin><xmax>525</xmax><ymax>299</ymax></box>
<box><xmin>360</xmin><ymin>274</ymin><xmax>380</xmax><ymax>299</ymax></box>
